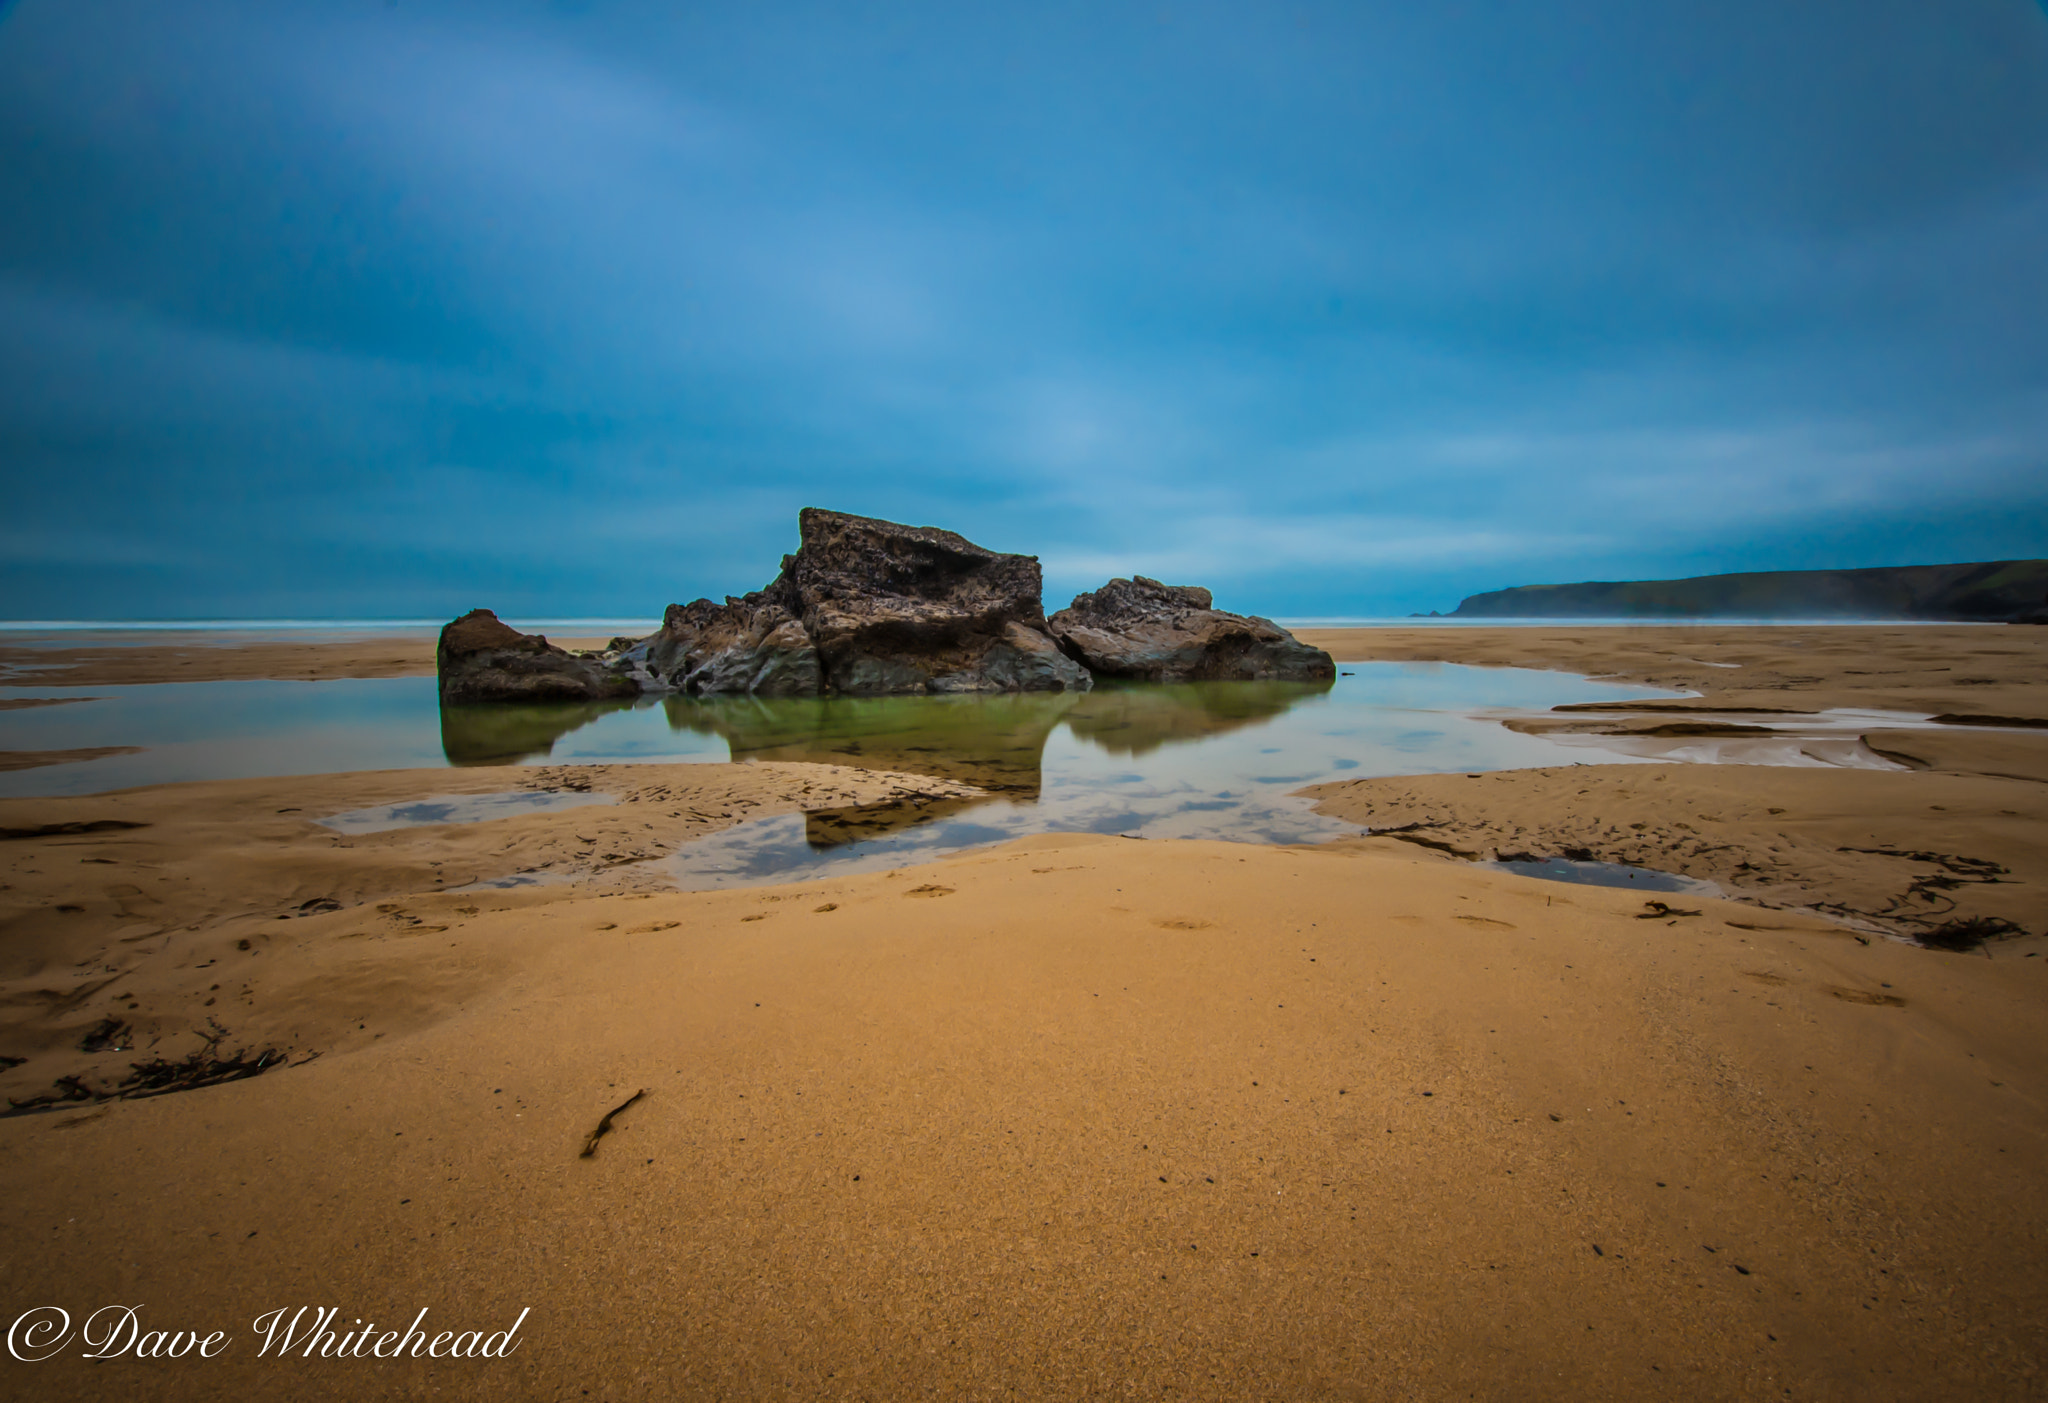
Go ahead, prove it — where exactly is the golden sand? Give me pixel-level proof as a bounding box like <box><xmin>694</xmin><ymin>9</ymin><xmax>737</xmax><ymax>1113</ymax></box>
<box><xmin>0</xmin><ymin>624</ymin><xmax>2043</xmax><ymax>1399</ymax></box>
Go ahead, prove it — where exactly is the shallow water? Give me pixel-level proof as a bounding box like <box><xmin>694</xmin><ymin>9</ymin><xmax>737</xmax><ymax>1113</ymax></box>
<box><xmin>446</xmin><ymin>870</ymin><xmax>578</xmax><ymax>893</ymax></box>
<box><xmin>0</xmin><ymin>664</ymin><xmax>1695</xmax><ymax>880</ymax></box>
<box><xmin>317</xmin><ymin>790</ymin><xmax>616</xmax><ymax>835</ymax></box>
<box><xmin>637</xmin><ymin>668</ymin><xmax>1698</xmax><ymax>886</ymax></box>
<box><xmin>1511</xmin><ymin>705</ymin><xmax>1936</xmax><ymax>769</ymax></box>
<box><xmin>1481</xmin><ymin>857</ymin><xmax>1718</xmax><ymax>896</ymax></box>
<box><xmin>0</xmin><ymin>664</ymin><xmax>1679</xmax><ymax>800</ymax></box>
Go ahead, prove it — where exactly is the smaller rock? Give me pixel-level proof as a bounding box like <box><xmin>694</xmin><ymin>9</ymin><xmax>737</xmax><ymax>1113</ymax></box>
<box><xmin>1049</xmin><ymin>576</ymin><xmax>1335</xmax><ymax>682</ymax></box>
<box><xmin>643</xmin><ymin>593</ymin><xmax>822</xmax><ymax>695</ymax></box>
<box><xmin>436</xmin><ymin>609</ymin><xmax>641</xmax><ymax>703</ymax></box>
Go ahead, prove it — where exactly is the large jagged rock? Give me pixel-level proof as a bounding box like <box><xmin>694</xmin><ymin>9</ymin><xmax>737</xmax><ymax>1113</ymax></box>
<box><xmin>768</xmin><ymin>508</ymin><xmax>1090</xmax><ymax>695</ymax></box>
<box><xmin>1048</xmin><ymin>576</ymin><xmax>1335</xmax><ymax>683</ymax></box>
<box><xmin>435</xmin><ymin>609</ymin><xmax>640</xmax><ymax>704</ymax></box>
<box><xmin>639</xmin><ymin>593</ymin><xmax>822</xmax><ymax>695</ymax></box>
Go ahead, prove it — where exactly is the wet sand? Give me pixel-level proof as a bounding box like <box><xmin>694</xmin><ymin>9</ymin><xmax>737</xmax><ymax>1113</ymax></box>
<box><xmin>1295</xmin><ymin>622</ymin><xmax>2047</xmax><ymax>717</ymax></box>
<box><xmin>0</xmin><ymin>624</ymin><xmax>2044</xmax><ymax>1399</ymax></box>
<box><xmin>0</xmin><ymin>761</ymin><xmax>979</xmax><ymax>1099</ymax></box>
<box><xmin>1306</xmin><ymin>763</ymin><xmax>2048</xmax><ymax>941</ymax></box>
<box><xmin>0</xmin><ymin>633</ymin><xmax>609</xmax><ymax>687</ymax></box>
<box><xmin>0</xmin><ymin>635</ymin><xmax>439</xmax><ymax>687</ymax></box>
<box><xmin>1298</xmin><ymin>622</ymin><xmax>2048</xmax><ymax>946</ymax></box>
<box><xmin>0</xmin><ymin>746</ymin><xmax>143</xmax><ymax>773</ymax></box>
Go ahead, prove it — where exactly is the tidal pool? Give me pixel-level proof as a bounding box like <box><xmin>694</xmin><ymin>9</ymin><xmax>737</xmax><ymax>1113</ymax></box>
<box><xmin>317</xmin><ymin>790</ymin><xmax>616</xmax><ymax>835</ymax></box>
<box><xmin>1481</xmin><ymin>857</ymin><xmax>1719</xmax><ymax>896</ymax></box>
<box><xmin>0</xmin><ymin>663</ymin><xmax>1692</xmax><ymax>880</ymax></box>
<box><xmin>0</xmin><ymin>665</ymin><xmax>1676</xmax><ymax>800</ymax></box>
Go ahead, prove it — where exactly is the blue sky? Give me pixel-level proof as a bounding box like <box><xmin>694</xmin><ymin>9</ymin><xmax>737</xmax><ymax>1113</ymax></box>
<box><xmin>2</xmin><ymin>0</ymin><xmax>2046</xmax><ymax>620</ymax></box>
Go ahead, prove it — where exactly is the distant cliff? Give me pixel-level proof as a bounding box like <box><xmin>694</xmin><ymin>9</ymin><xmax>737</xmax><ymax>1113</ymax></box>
<box><xmin>1451</xmin><ymin>559</ymin><xmax>2048</xmax><ymax>621</ymax></box>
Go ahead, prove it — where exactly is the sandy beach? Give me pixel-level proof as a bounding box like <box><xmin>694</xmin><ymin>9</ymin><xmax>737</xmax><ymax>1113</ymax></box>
<box><xmin>10</xmin><ymin>0</ymin><xmax>2044</xmax><ymax>1394</ymax></box>
<box><xmin>2</xmin><ymin>624</ymin><xmax>2044</xmax><ymax>1399</ymax></box>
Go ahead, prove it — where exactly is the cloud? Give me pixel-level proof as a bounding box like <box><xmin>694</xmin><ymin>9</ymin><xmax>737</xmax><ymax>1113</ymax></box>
<box><xmin>0</xmin><ymin>0</ymin><xmax>2044</xmax><ymax>619</ymax></box>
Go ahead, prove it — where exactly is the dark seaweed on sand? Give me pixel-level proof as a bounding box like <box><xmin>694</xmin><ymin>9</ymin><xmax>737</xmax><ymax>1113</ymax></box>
<box><xmin>2</xmin><ymin>1021</ymin><xmax>288</xmax><ymax>1118</ymax></box>
<box><xmin>79</xmin><ymin>1017</ymin><xmax>130</xmax><ymax>1053</ymax></box>
<box><xmin>1827</xmin><ymin>846</ymin><xmax>2018</xmax><ymax>941</ymax></box>
<box><xmin>1916</xmin><ymin>916</ymin><xmax>2027</xmax><ymax>953</ymax></box>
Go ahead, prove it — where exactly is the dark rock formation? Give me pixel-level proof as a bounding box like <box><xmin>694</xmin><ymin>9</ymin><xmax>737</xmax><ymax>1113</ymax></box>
<box><xmin>768</xmin><ymin>508</ymin><xmax>1090</xmax><ymax>695</ymax></box>
<box><xmin>436</xmin><ymin>609</ymin><xmax>640</xmax><ymax>704</ymax></box>
<box><xmin>438</xmin><ymin>511</ymin><xmax>1346</xmax><ymax>703</ymax></box>
<box><xmin>1048</xmin><ymin>576</ymin><xmax>1335</xmax><ymax>683</ymax></box>
<box><xmin>641</xmin><ymin>593</ymin><xmax>821</xmax><ymax>696</ymax></box>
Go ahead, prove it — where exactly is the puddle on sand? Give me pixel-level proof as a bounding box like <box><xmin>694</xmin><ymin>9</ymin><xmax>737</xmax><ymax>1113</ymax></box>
<box><xmin>668</xmin><ymin>807</ymin><xmax>1029</xmax><ymax>886</ymax></box>
<box><xmin>1492</xmin><ymin>705</ymin><xmax>1938</xmax><ymax>770</ymax></box>
<box><xmin>316</xmin><ymin>790</ymin><xmax>614</xmax><ymax>835</ymax></box>
<box><xmin>1482</xmin><ymin>856</ymin><xmax>1719</xmax><ymax>895</ymax></box>
<box><xmin>446</xmin><ymin>870</ymin><xmax>578</xmax><ymax>892</ymax></box>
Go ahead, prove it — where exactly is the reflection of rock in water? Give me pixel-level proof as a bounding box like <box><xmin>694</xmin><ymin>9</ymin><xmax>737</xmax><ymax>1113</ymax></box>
<box><xmin>443</xmin><ymin>681</ymin><xmax>1330</xmax><ymax>776</ymax></box>
<box><xmin>661</xmin><ymin>682</ymin><xmax>1333</xmax><ymax>790</ymax></box>
<box><xmin>804</xmin><ymin>793</ymin><xmax>989</xmax><ymax>849</ymax></box>
<box><xmin>1063</xmin><ymin>680</ymin><xmax>1333</xmax><ymax>757</ymax></box>
<box><xmin>439</xmin><ymin>699</ymin><xmax>638</xmax><ymax>765</ymax></box>
<box><xmin>664</xmin><ymin>691</ymin><xmax>1082</xmax><ymax>797</ymax></box>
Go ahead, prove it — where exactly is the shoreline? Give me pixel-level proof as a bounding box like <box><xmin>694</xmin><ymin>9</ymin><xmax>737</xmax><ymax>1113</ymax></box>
<box><xmin>3</xmin><ymin>619</ymin><xmax>2038</xmax><ymax>708</ymax></box>
<box><xmin>4</xmin><ymin>622</ymin><xmax>2042</xmax><ymax>944</ymax></box>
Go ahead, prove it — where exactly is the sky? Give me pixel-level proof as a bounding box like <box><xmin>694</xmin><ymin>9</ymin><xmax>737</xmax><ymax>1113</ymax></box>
<box><xmin>2</xmin><ymin>0</ymin><xmax>2046</xmax><ymax>621</ymax></box>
